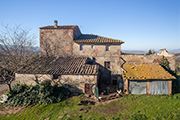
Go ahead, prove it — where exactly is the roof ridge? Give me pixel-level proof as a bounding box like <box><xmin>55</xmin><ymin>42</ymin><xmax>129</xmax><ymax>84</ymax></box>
<box><xmin>40</xmin><ymin>25</ymin><xmax>78</xmax><ymax>29</ymax></box>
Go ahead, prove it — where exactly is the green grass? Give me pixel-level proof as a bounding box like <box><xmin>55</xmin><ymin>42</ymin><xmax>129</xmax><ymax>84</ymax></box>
<box><xmin>0</xmin><ymin>94</ymin><xmax>180</xmax><ymax>120</ymax></box>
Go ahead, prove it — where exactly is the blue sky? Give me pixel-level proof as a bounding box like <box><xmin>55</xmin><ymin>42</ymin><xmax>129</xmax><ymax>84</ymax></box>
<box><xmin>0</xmin><ymin>0</ymin><xmax>179</xmax><ymax>51</ymax></box>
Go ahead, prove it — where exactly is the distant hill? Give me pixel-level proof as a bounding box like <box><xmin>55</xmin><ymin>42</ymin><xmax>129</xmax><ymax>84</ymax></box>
<box><xmin>121</xmin><ymin>50</ymin><xmax>146</xmax><ymax>55</ymax></box>
<box><xmin>122</xmin><ymin>49</ymin><xmax>180</xmax><ymax>55</ymax></box>
<box><xmin>169</xmin><ymin>49</ymin><xmax>180</xmax><ymax>54</ymax></box>
<box><xmin>175</xmin><ymin>53</ymin><xmax>180</xmax><ymax>63</ymax></box>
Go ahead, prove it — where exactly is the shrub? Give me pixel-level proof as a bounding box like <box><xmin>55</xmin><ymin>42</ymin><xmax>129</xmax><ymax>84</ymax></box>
<box><xmin>173</xmin><ymin>93</ymin><xmax>180</xmax><ymax>99</ymax></box>
<box><xmin>6</xmin><ymin>80</ymin><xmax>70</xmax><ymax>106</ymax></box>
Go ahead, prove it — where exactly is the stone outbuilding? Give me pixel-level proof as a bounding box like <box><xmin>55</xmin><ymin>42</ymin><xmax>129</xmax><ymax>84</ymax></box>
<box><xmin>15</xmin><ymin>57</ymin><xmax>99</xmax><ymax>94</ymax></box>
<box><xmin>122</xmin><ymin>63</ymin><xmax>176</xmax><ymax>95</ymax></box>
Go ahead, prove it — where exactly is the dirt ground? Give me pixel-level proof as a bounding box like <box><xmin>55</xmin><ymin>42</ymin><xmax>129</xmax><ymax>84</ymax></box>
<box><xmin>0</xmin><ymin>106</ymin><xmax>26</xmax><ymax>115</ymax></box>
<box><xmin>78</xmin><ymin>93</ymin><xmax>127</xmax><ymax>117</ymax></box>
<box><xmin>0</xmin><ymin>92</ymin><xmax>123</xmax><ymax>115</ymax></box>
<box><xmin>0</xmin><ymin>84</ymin><xmax>9</xmax><ymax>96</ymax></box>
<box><xmin>81</xmin><ymin>92</ymin><xmax>124</xmax><ymax>108</ymax></box>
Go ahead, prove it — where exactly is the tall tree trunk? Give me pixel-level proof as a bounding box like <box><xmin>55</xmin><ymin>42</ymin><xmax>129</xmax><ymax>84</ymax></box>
<box><xmin>8</xmin><ymin>83</ymin><xmax>12</xmax><ymax>92</ymax></box>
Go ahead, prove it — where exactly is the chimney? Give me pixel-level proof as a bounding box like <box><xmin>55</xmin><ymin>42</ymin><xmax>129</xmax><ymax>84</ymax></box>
<box><xmin>54</xmin><ymin>20</ymin><xmax>58</xmax><ymax>28</ymax></box>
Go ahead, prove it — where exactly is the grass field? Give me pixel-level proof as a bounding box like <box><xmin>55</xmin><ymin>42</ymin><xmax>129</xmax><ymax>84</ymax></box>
<box><xmin>0</xmin><ymin>94</ymin><xmax>180</xmax><ymax>120</ymax></box>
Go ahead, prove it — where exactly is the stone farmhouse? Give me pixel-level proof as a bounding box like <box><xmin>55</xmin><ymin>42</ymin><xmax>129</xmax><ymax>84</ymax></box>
<box><xmin>15</xmin><ymin>20</ymin><xmax>176</xmax><ymax>95</ymax></box>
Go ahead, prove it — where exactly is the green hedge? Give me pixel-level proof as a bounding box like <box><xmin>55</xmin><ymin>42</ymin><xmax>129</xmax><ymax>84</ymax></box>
<box><xmin>6</xmin><ymin>80</ymin><xmax>70</xmax><ymax>106</ymax></box>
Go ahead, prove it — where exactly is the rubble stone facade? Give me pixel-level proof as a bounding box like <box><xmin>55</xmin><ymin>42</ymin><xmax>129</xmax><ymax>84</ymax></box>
<box><xmin>15</xmin><ymin>73</ymin><xmax>98</xmax><ymax>94</ymax></box>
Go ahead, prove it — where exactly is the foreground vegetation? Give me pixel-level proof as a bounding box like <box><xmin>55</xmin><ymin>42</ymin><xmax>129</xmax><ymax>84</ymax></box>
<box><xmin>6</xmin><ymin>80</ymin><xmax>70</xmax><ymax>106</ymax></box>
<box><xmin>0</xmin><ymin>93</ymin><xmax>180</xmax><ymax>120</ymax></box>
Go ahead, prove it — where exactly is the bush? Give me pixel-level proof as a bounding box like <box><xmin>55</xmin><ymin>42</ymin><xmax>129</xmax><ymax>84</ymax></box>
<box><xmin>173</xmin><ymin>94</ymin><xmax>180</xmax><ymax>99</ymax></box>
<box><xmin>6</xmin><ymin>80</ymin><xmax>70</xmax><ymax>106</ymax></box>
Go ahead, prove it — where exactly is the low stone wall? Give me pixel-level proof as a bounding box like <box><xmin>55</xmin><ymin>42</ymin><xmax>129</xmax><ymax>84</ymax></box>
<box><xmin>15</xmin><ymin>73</ymin><xmax>97</xmax><ymax>94</ymax></box>
<box><xmin>15</xmin><ymin>73</ymin><xmax>52</xmax><ymax>85</ymax></box>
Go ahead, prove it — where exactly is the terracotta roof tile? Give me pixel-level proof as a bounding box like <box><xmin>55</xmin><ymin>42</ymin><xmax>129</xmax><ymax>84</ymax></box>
<box><xmin>18</xmin><ymin>57</ymin><xmax>98</xmax><ymax>75</ymax></box>
<box><xmin>122</xmin><ymin>63</ymin><xmax>176</xmax><ymax>80</ymax></box>
<box><xmin>74</xmin><ymin>34</ymin><xmax>124</xmax><ymax>44</ymax></box>
<box><xmin>40</xmin><ymin>25</ymin><xmax>77</xmax><ymax>29</ymax></box>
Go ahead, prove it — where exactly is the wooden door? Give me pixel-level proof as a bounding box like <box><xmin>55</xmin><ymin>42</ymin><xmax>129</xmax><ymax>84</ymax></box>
<box><xmin>129</xmin><ymin>81</ymin><xmax>147</xmax><ymax>94</ymax></box>
<box><xmin>150</xmin><ymin>81</ymin><xmax>169</xmax><ymax>94</ymax></box>
<box><xmin>85</xmin><ymin>83</ymin><xmax>91</xmax><ymax>94</ymax></box>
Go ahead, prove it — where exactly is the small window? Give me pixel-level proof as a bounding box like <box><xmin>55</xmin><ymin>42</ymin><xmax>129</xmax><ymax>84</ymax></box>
<box><xmin>80</xmin><ymin>44</ymin><xmax>84</xmax><ymax>51</ymax></box>
<box><xmin>104</xmin><ymin>61</ymin><xmax>110</xmax><ymax>69</ymax></box>
<box><xmin>65</xmin><ymin>44</ymin><xmax>71</xmax><ymax>51</ymax></box>
<box><xmin>53</xmin><ymin>75</ymin><xmax>61</xmax><ymax>79</ymax></box>
<box><xmin>106</xmin><ymin>45</ymin><xmax>110</xmax><ymax>51</ymax></box>
<box><xmin>78</xmin><ymin>75</ymin><xmax>81</xmax><ymax>80</ymax></box>
<box><xmin>91</xmin><ymin>45</ymin><xmax>94</xmax><ymax>49</ymax></box>
<box><xmin>112</xmin><ymin>77</ymin><xmax>118</xmax><ymax>85</ymax></box>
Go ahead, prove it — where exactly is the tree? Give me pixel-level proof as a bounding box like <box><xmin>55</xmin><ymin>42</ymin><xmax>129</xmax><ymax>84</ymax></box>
<box><xmin>147</xmin><ymin>49</ymin><xmax>152</xmax><ymax>55</ymax></box>
<box><xmin>146</xmin><ymin>49</ymin><xmax>156</xmax><ymax>55</ymax></box>
<box><xmin>159</xmin><ymin>56</ymin><xmax>170</xmax><ymax>70</ymax></box>
<box><xmin>0</xmin><ymin>25</ymin><xmax>37</xmax><ymax>91</ymax></box>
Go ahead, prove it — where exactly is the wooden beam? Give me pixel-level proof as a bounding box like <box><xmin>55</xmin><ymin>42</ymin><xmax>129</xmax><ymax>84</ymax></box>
<box><xmin>147</xmin><ymin>80</ymin><xmax>150</xmax><ymax>94</ymax></box>
<box><xmin>168</xmin><ymin>80</ymin><xmax>172</xmax><ymax>95</ymax></box>
<box><xmin>124</xmin><ymin>79</ymin><xmax>129</xmax><ymax>94</ymax></box>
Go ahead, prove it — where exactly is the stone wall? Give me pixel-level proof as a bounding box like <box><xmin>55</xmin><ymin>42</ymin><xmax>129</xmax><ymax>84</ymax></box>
<box><xmin>73</xmin><ymin>43</ymin><xmax>123</xmax><ymax>84</ymax></box>
<box><xmin>15</xmin><ymin>73</ymin><xmax>52</xmax><ymax>85</ymax></box>
<box><xmin>60</xmin><ymin>75</ymin><xmax>97</xmax><ymax>93</ymax></box>
<box><xmin>73</xmin><ymin>43</ymin><xmax>121</xmax><ymax>57</ymax></box>
<box><xmin>15</xmin><ymin>73</ymin><xmax>97</xmax><ymax>94</ymax></box>
<box><xmin>95</xmin><ymin>56</ymin><xmax>121</xmax><ymax>73</ymax></box>
<box><xmin>73</xmin><ymin>43</ymin><xmax>122</xmax><ymax>73</ymax></box>
<box><xmin>40</xmin><ymin>26</ymin><xmax>81</xmax><ymax>57</ymax></box>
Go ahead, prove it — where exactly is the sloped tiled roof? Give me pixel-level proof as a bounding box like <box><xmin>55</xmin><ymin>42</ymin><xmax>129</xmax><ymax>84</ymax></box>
<box><xmin>122</xmin><ymin>63</ymin><xmax>176</xmax><ymax>80</ymax></box>
<box><xmin>74</xmin><ymin>34</ymin><xmax>124</xmax><ymax>44</ymax></box>
<box><xmin>40</xmin><ymin>25</ymin><xmax>77</xmax><ymax>29</ymax></box>
<box><xmin>18</xmin><ymin>57</ymin><xmax>98</xmax><ymax>75</ymax></box>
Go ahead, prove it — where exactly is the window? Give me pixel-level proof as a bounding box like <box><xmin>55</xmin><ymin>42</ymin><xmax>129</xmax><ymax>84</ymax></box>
<box><xmin>66</xmin><ymin>46</ymin><xmax>70</xmax><ymax>51</ymax></box>
<box><xmin>112</xmin><ymin>77</ymin><xmax>118</xmax><ymax>85</ymax></box>
<box><xmin>80</xmin><ymin>44</ymin><xmax>84</xmax><ymax>51</ymax></box>
<box><xmin>53</xmin><ymin>75</ymin><xmax>61</xmax><ymax>79</ymax></box>
<box><xmin>78</xmin><ymin>75</ymin><xmax>81</xmax><ymax>80</ymax></box>
<box><xmin>106</xmin><ymin>45</ymin><xmax>110</xmax><ymax>51</ymax></box>
<box><xmin>91</xmin><ymin>45</ymin><xmax>94</xmax><ymax>49</ymax></box>
<box><xmin>104</xmin><ymin>61</ymin><xmax>110</xmax><ymax>69</ymax></box>
<box><xmin>65</xmin><ymin>44</ymin><xmax>71</xmax><ymax>52</ymax></box>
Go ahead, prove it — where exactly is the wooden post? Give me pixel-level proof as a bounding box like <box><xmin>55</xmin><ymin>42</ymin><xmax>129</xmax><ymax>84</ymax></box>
<box><xmin>168</xmin><ymin>80</ymin><xmax>172</xmax><ymax>95</ymax></box>
<box><xmin>124</xmin><ymin>79</ymin><xmax>129</xmax><ymax>94</ymax></box>
<box><xmin>147</xmin><ymin>80</ymin><xmax>150</xmax><ymax>94</ymax></box>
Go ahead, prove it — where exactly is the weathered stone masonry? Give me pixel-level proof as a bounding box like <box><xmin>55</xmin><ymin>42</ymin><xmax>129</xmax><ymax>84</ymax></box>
<box><xmin>15</xmin><ymin>73</ymin><xmax>98</xmax><ymax>94</ymax></box>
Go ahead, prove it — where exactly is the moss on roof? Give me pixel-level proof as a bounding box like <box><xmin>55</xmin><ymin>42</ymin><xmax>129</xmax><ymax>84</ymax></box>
<box><xmin>122</xmin><ymin>63</ymin><xmax>176</xmax><ymax>80</ymax></box>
